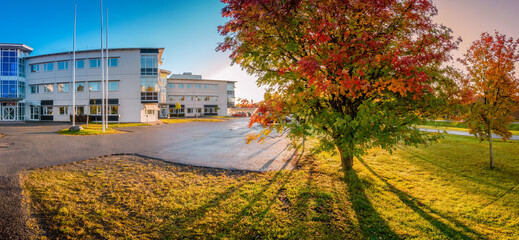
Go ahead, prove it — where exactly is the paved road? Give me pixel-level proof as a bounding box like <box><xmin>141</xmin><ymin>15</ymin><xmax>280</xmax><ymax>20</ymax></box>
<box><xmin>420</xmin><ymin>128</ymin><xmax>519</xmax><ymax>140</ymax></box>
<box><xmin>0</xmin><ymin>119</ymin><xmax>296</xmax><ymax>239</ymax></box>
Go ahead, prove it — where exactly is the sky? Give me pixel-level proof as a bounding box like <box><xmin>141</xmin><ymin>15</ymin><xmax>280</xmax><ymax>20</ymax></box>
<box><xmin>2</xmin><ymin>0</ymin><xmax>519</xmax><ymax>102</ymax></box>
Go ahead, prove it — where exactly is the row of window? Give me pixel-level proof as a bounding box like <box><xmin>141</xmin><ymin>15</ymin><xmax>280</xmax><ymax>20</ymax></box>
<box><xmin>169</xmin><ymin>107</ymin><xmax>216</xmax><ymax>114</ymax></box>
<box><xmin>38</xmin><ymin>105</ymin><xmax>118</xmax><ymax>116</ymax></box>
<box><xmin>30</xmin><ymin>81</ymin><xmax>119</xmax><ymax>94</ymax></box>
<box><xmin>30</xmin><ymin>58</ymin><xmax>119</xmax><ymax>72</ymax></box>
<box><xmin>168</xmin><ymin>95</ymin><xmax>218</xmax><ymax>102</ymax></box>
<box><xmin>167</xmin><ymin>83</ymin><xmax>219</xmax><ymax>89</ymax></box>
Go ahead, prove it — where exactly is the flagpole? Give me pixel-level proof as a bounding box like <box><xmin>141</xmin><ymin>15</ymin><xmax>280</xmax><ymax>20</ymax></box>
<box><xmin>100</xmin><ymin>0</ymin><xmax>105</xmax><ymax>132</ymax></box>
<box><xmin>105</xmin><ymin>9</ymin><xmax>109</xmax><ymax>126</ymax></box>
<box><xmin>72</xmin><ymin>4</ymin><xmax>76</xmax><ymax>127</ymax></box>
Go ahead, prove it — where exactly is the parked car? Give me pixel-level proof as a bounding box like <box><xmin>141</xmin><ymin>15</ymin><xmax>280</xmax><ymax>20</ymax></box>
<box><xmin>232</xmin><ymin>112</ymin><xmax>247</xmax><ymax>117</ymax></box>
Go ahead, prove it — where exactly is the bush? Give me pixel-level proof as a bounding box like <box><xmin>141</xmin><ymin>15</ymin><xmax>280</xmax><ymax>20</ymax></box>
<box><xmin>70</xmin><ymin>115</ymin><xmax>88</xmax><ymax>123</ymax></box>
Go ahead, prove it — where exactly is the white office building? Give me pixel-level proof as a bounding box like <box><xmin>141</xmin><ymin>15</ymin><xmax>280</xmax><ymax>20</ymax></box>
<box><xmin>164</xmin><ymin>73</ymin><xmax>235</xmax><ymax>118</ymax></box>
<box><xmin>0</xmin><ymin>43</ymin><xmax>237</xmax><ymax>123</ymax></box>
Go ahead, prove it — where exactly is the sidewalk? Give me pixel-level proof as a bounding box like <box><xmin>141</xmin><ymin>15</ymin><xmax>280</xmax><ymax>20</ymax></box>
<box><xmin>420</xmin><ymin>128</ymin><xmax>519</xmax><ymax>140</ymax></box>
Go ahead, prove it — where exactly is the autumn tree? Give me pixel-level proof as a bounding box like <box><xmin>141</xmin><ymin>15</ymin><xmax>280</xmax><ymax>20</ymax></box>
<box><xmin>218</xmin><ymin>0</ymin><xmax>459</xmax><ymax>171</ymax></box>
<box><xmin>458</xmin><ymin>32</ymin><xmax>519</xmax><ymax>169</ymax></box>
<box><xmin>175</xmin><ymin>102</ymin><xmax>182</xmax><ymax>117</ymax></box>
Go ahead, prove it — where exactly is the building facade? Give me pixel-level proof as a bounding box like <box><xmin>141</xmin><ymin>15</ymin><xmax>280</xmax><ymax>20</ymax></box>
<box><xmin>0</xmin><ymin>44</ymin><xmax>32</xmax><ymax>121</ymax></box>
<box><xmin>165</xmin><ymin>73</ymin><xmax>235</xmax><ymax>117</ymax></box>
<box><xmin>0</xmin><ymin>43</ymin><xmax>237</xmax><ymax>122</ymax></box>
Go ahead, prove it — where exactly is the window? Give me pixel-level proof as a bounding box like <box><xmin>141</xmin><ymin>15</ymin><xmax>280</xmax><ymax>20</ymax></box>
<box><xmin>75</xmin><ymin>106</ymin><xmax>84</xmax><ymax>115</ymax></box>
<box><xmin>0</xmin><ymin>49</ymin><xmax>18</xmax><ymax>76</ymax></box>
<box><xmin>168</xmin><ymin>96</ymin><xmax>175</xmax><ymax>101</ymax></box>
<box><xmin>43</xmin><ymin>84</ymin><xmax>53</xmax><ymax>93</ymax></box>
<box><xmin>204</xmin><ymin>96</ymin><xmax>210</xmax><ymax>101</ymax></box>
<box><xmin>30</xmin><ymin>85</ymin><xmax>39</xmax><ymax>94</ymax></box>
<box><xmin>108</xmin><ymin>105</ymin><xmax>118</xmax><ymax>115</ymax></box>
<box><xmin>89</xmin><ymin>82</ymin><xmax>101</xmax><ymax>92</ymax></box>
<box><xmin>195</xmin><ymin>96</ymin><xmax>202</xmax><ymax>101</ymax></box>
<box><xmin>44</xmin><ymin>62</ymin><xmax>54</xmax><ymax>71</ymax></box>
<box><xmin>59</xmin><ymin>106</ymin><xmax>68</xmax><ymax>115</ymax></box>
<box><xmin>109</xmin><ymin>81</ymin><xmax>119</xmax><ymax>91</ymax></box>
<box><xmin>141</xmin><ymin>55</ymin><xmax>158</xmax><ymax>75</ymax></box>
<box><xmin>203</xmin><ymin>84</ymin><xmax>218</xmax><ymax>89</ymax></box>
<box><xmin>30</xmin><ymin>64</ymin><xmax>40</xmax><ymax>72</ymax></box>
<box><xmin>141</xmin><ymin>78</ymin><xmax>158</xmax><ymax>92</ymax></box>
<box><xmin>58</xmin><ymin>61</ymin><xmax>69</xmax><ymax>70</ymax></box>
<box><xmin>75</xmin><ymin>60</ymin><xmax>85</xmax><ymax>69</ymax></box>
<box><xmin>108</xmin><ymin>58</ymin><xmax>118</xmax><ymax>67</ymax></box>
<box><xmin>227</xmin><ymin>82</ymin><xmax>235</xmax><ymax>91</ymax></box>
<box><xmin>185</xmin><ymin>96</ymin><xmax>193</xmax><ymax>101</ymax></box>
<box><xmin>178</xmin><ymin>83</ymin><xmax>184</xmax><ymax>89</ymax></box>
<box><xmin>75</xmin><ymin>82</ymin><xmax>84</xmax><ymax>92</ymax></box>
<box><xmin>146</xmin><ymin>110</ymin><xmax>155</xmax><ymax>115</ymax></box>
<box><xmin>168</xmin><ymin>83</ymin><xmax>174</xmax><ymax>88</ymax></box>
<box><xmin>90</xmin><ymin>105</ymin><xmax>101</xmax><ymax>115</ymax></box>
<box><xmin>196</xmin><ymin>84</ymin><xmax>202</xmax><ymax>89</ymax></box>
<box><xmin>187</xmin><ymin>108</ymin><xmax>193</xmax><ymax>113</ymax></box>
<box><xmin>43</xmin><ymin>106</ymin><xmax>53</xmax><ymax>115</ymax></box>
<box><xmin>209</xmin><ymin>96</ymin><xmax>218</xmax><ymax>101</ymax></box>
<box><xmin>58</xmin><ymin>83</ymin><xmax>69</xmax><ymax>93</ymax></box>
<box><xmin>30</xmin><ymin>106</ymin><xmax>39</xmax><ymax>120</ymax></box>
<box><xmin>89</xmin><ymin>59</ymin><xmax>101</xmax><ymax>68</ymax></box>
<box><xmin>187</xmin><ymin>83</ymin><xmax>193</xmax><ymax>89</ymax></box>
<box><xmin>197</xmin><ymin>108</ymin><xmax>202</xmax><ymax>113</ymax></box>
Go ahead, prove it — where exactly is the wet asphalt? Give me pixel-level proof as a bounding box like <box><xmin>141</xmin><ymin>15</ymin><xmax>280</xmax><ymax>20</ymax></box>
<box><xmin>0</xmin><ymin>119</ymin><xmax>295</xmax><ymax>239</ymax></box>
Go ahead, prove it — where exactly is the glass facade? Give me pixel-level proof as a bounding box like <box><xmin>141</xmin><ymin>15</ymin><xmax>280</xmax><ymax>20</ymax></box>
<box><xmin>0</xmin><ymin>45</ymin><xmax>30</xmax><ymax>121</ymax></box>
<box><xmin>141</xmin><ymin>55</ymin><xmax>158</xmax><ymax>75</ymax></box>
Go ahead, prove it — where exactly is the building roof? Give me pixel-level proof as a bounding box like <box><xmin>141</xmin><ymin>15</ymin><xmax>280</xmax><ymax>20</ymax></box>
<box><xmin>0</xmin><ymin>43</ymin><xmax>33</xmax><ymax>53</ymax></box>
<box><xmin>168</xmin><ymin>73</ymin><xmax>236</xmax><ymax>83</ymax></box>
<box><xmin>26</xmin><ymin>47</ymin><xmax>165</xmax><ymax>62</ymax></box>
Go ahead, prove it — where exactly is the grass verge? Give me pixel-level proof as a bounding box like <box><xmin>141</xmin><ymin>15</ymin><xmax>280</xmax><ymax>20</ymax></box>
<box><xmin>160</xmin><ymin>118</ymin><xmax>226</xmax><ymax>124</ymax></box>
<box><xmin>21</xmin><ymin>135</ymin><xmax>519</xmax><ymax>239</ymax></box>
<box><xmin>57</xmin><ymin>123</ymin><xmax>151</xmax><ymax>136</ymax></box>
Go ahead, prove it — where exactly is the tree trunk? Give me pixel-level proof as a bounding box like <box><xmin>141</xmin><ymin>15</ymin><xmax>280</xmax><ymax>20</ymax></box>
<box><xmin>489</xmin><ymin>129</ymin><xmax>495</xmax><ymax>169</ymax></box>
<box><xmin>337</xmin><ymin>146</ymin><xmax>354</xmax><ymax>171</ymax></box>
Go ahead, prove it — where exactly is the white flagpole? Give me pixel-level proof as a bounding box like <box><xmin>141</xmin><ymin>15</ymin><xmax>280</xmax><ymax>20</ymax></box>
<box><xmin>100</xmin><ymin>0</ymin><xmax>105</xmax><ymax>132</ymax></box>
<box><xmin>72</xmin><ymin>4</ymin><xmax>76</xmax><ymax>127</ymax></box>
<box><xmin>105</xmin><ymin>10</ymin><xmax>109</xmax><ymax>126</ymax></box>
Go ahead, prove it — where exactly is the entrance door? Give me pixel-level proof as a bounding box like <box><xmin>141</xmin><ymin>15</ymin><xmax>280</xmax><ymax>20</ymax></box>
<box><xmin>2</xmin><ymin>106</ymin><xmax>16</xmax><ymax>121</ymax></box>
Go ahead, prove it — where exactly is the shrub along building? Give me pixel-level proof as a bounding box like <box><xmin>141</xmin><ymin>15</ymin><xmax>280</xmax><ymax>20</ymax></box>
<box><xmin>0</xmin><ymin>43</ymin><xmax>235</xmax><ymax>122</ymax></box>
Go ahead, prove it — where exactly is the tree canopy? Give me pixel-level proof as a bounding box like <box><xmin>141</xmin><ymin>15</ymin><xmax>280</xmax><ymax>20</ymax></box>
<box><xmin>458</xmin><ymin>31</ymin><xmax>519</xmax><ymax>169</ymax></box>
<box><xmin>218</xmin><ymin>0</ymin><xmax>460</xmax><ymax>170</ymax></box>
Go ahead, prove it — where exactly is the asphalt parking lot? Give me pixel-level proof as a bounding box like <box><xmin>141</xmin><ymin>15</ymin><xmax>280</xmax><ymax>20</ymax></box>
<box><xmin>0</xmin><ymin>118</ymin><xmax>296</xmax><ymax>239</ymax></box>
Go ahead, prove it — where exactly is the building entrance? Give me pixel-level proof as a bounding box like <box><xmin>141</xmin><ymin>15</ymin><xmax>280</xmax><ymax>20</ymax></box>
<box><xmin>1</xmin><ymin>103</ymin><xmax>17</xmax><ymax>121</ymax></box>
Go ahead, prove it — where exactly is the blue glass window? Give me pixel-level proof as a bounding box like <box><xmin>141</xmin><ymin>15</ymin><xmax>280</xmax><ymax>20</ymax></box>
<box><xmin>89</xmin><ymin>59</ymin><xmax>101</xmax><ymax>68</ymax></box>
<box><xmin>0</xmin><ymin>80</ymin><xmax>18</xmax><ymax>98</ymax></box>
<box><xmin>76</xmin><ymin>60</ymin><xmax>85</xmax><ymax>69</ymax></box>
<box><xmin>108</xmin><ymin>58</ymin><xmax>118</xmax><ymax>67</ymax></box>
<box><xmin>44</xmin><ymin>62</ymin><xmax>54</xmax><ymax>71</ymax></box>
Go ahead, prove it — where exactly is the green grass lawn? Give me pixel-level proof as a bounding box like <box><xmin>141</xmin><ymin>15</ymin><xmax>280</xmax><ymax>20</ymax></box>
<box><xmin>160</xmin><ymin>118</ymin><xmax>226</xmax><ymax>124</ymax></box>
<box><xmin>21</xmin><ymin>135</ymin><xmax>519</xmax><ymax>239</ymax></box>
<box><xmin>419</xmin><ymin>121</ymin><xmax>519</xmax><ymax>135</ymax></box>
<box><xmin>57</xmin><ymin>123</ymin><xmax>151</xmax><ymax>136</ymax></box>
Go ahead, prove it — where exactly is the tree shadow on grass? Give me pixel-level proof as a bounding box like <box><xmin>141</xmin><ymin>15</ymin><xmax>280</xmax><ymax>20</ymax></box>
<box><xmin>357</xmin><ymin>158</ymin><xmax>485</xmax><ymax>240</ymax></box>
<box><xmin>344</xmin><ymin>170</ymin><xmax>402</xmax><ymax>240</ymax></box>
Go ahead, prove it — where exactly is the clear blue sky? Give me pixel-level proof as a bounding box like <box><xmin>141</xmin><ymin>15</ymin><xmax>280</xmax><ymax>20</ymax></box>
<box><xmin>3</xmin><ymin>0</ymin><xmax>519</xmax><ymax>101</ymax></box>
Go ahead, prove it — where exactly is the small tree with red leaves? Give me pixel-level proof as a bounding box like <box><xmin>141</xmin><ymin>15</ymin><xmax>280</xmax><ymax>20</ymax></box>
<box><xmin>459</xmin><ymin>31</ymin><xmax>519</xmax><ymax>169</ymax></box>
